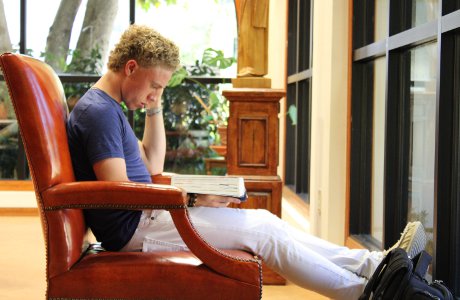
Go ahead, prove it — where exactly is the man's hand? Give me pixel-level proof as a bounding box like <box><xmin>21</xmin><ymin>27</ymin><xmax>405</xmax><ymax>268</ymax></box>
<box><xmin>195</xmin><ymin>194</ymin><xmax>242</xmax><ymax>208</ymax></box>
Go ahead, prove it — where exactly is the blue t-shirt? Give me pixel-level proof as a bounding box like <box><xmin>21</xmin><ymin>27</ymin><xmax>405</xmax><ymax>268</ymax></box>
<box><xmin>67</xmin><ymin>88</ymin><xmax>151</xmax><ymax>251</ymax></box>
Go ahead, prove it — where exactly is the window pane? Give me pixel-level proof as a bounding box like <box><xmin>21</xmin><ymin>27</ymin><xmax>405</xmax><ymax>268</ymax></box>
<box><xmin>298</xmin><ymin>0</ymin><xmax>311</xmax><ymax>71</ymax></box>
<box><xmin>375</xmin><ymin>0</ymin><xmax>389</xmax><ymax>41</ymax></box>
<box><xmin>27</xmin><ymin>0</ymin><xmax>66</xmax><ymax>59</ymax></box>
<box><xmin>371</xmin><ymin>57</ymin><xmax>386</xmax><ymax>246</ymax></box>
<box><xmin>136</xmin><ymin>0</ymin><xmax>237</xmax><ymax>77</ymax></box>
<box><xmin>161</xmin><ymin>82</ymin><xmax>231</xmax><ymax>175</ymax></box>
<box><xmin>287</xmin><ymin>0</ymin><xmax>298</xmax><ymax>75</ymax></box>
<box><xmin>134</xmin><ymin>1</ymin><xmax>237</xmax><ymax>175</ymax></box>
<box><xmin>408</xmin><ymin>42</ymin><xmax>437</xmax><ymax>256</ymax></box>
<box><xmin>2</xmin><ymin>0</ymin><xmax>19</xmax><ymax>52</ymax></box>
<box><xmin>26</xmin><ymin>0</ymin><xmax>129</xmax><ymax>72</ymax></box>
<box><xmin>0</xmin><ymin>83</ymin><xmax>17</xmax><ymax>179</ymax></box>
<box><xmin>285</xmin><ymin>83</ymin><xmax>297</xmax><ymax>186</ymax></box>
<box><xmin>1</xmin><ymin>1</ymin><xmax>20</xmax><ymax>179</ymax></box>
<box><xmin>412</xmin><ymin>0</ymin><xmax>439</xmax><ymax>27</ymax></box>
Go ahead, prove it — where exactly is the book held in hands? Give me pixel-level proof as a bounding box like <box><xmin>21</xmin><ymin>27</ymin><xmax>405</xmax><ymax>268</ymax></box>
<box><xmin>171</xmin><ymin>174</ymin><xmax>248</xmax><ymax>201</ymax></box>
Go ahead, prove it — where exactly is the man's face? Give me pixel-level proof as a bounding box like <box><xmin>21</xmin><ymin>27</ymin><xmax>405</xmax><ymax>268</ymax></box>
<box><xmin>121</xmin><ymin>61</ymin><xmax>173</xmax><ymax>110</ymax></box>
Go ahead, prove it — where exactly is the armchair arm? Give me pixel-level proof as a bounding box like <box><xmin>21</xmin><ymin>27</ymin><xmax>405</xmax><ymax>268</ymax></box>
<box><xmin>151</xmin><ymin>172</ymin><xmax>174</xmax><ymax>185</ymax></box>
<box><xmin>42</xmin><ymin>181</ymin><xmax>186</xmax><ymax>210</ymax></box>
<box><xmin>42</xmin><ymin>180</ymin><xmax>262</xmax><ymax>285</ymax></box>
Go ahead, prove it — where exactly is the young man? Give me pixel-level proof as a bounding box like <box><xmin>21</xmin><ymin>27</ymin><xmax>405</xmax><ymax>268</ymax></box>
<box><xmin>67</xmin><ymin>24</ymin><xmax>426</xmax><ymax>299</ymax></box>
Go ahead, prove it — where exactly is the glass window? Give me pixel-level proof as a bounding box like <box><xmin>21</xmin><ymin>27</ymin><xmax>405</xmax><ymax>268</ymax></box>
<box><xmin>134</xmin><ymin>0</ymin><xmax>238</xmax><ymax>175</ymax></box>
<box><xmin>408</xmin><ymin>42</ymin><xmax>437</xmax><ymax>256</ymax></box>
<box><xmin>371</xmin><ymin>57</ymin><xmax>386</xmax><ymax>246</ymax></box>
<box><xmin>27</xmin><ymin>0</ymin><xmax>130</xmax><ymax>73</ymax></box>
<box><xmin>0</xmin><ymin>84</ymin><xmax>16</xmax><ymax>179</ymax></box>
<box><xmin>352</xmin><ymin>0</ymin><xmax>460</xmax><ymax>294</ymax></box>
<box><xmin>1</xmin><ymin>0</ymin><xmax>19</xmax><ymax>52</ymax></box>
<box><xmin>375</xmin><ymin>0</ymin><xmax>389</xmax><ymax>41</ymax></box>
<box><xmin>1</xmin><ymin>1</ymin><xmax>20</xmax><ymax>179</ymax></box>
<box><xmin>0</xmin><ymin>0</ymin><xmax>238</xmax><ymax>178</ymax></box>
<box><xmin>136</xmin><ymin>0</ymin><xmax>237</xmax><ymax>77</ymax></box>
<box><xmin>412</xmin><ymin>0</ymin><xmax>439</xmax><ymax>27</ymax></box>
<box><xmin>285</xmin><ymin>0</ymin><xmax>313</xmax><ymax>200</ymax></box>
<box><xmin>26</xmin><ymin>0</ymin><xmax>62</xmax><ymax>58</ymax></box>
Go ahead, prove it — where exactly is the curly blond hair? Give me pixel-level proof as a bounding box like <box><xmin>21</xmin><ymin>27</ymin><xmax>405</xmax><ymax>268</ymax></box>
<box><xmin>107</xmin><ymin>24</ymin><xmax>180</xmax><ymax>71</ymax></box>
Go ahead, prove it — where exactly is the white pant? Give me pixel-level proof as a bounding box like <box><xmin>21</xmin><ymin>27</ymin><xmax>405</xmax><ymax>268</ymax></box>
<box><xmin>121</xmin><ymin>208</ymin><xmax>383</xmax><ymax>299</ymax></box>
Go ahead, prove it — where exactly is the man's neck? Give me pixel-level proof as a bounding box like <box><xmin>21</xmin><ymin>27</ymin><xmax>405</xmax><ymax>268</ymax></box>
<box><xmin>92</xmin><ymin>71</ymin><xmax>122</xmax><ymax>103</ymax></box>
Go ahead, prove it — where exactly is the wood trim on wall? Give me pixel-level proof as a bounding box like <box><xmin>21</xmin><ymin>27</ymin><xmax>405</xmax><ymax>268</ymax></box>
<box><xmin>0</xmin><ymin>208</ymin><xmax>38</xmax><ymax>216</ymax></box>
<box><xmin>345</xmin><ymin>236</ymin><xmax>365</xmax><ymax>250</ymax></box>
<box><xmin>0</xmin><ymin>180</ymin><xmax>36</xmax><ymax>215</ymax></box>
<box><xmin>345</xmin><ymin>0</ymin><xmax>354</xmax><ymax>245</ymax></box>
<box><xmin>0</xmin><ymin>180</ymin><xmax>33</xmax><ymax>191</ymax></box>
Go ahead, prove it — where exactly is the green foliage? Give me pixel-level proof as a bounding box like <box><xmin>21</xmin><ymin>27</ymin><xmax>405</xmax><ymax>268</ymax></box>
<box><xmin>0</xmin><ymin>143</ymin><xmax>17</xmax><ymax>178</ymax></box>
<box><xmin>0</xmin><ymin>82</ymin><xmax>18</xmax><ymax>178</ymax></box>
<box><xmin>136</xmin><ymin>0</ymin><xmax>221</xmax><ymax>11</ymax></box>
<box><xmin>168</xmin><ymin>67</ymin><xmax>188</xmax><ymax>88</ymax></box>
<box><xmin>0</xmin><ymin>122</ymin><xmax>18</xmax><ymax>179</ymax></box>
<box><xmin>287</xmin><ymin>104</ymin><xmax>297</xmax><ymax>125</ymax></box>
<box><xmin>63</xmin><ymin>47</ymin><xmax>102</xmax><ymax>109</ymax></box>
<box><xmin>66</xmin><ymin>47</ymin><xmax>103</xmax><ymax>74</ymax></box>
<box><xmin>137</xmin><ymin>0</ymin><xmax>177</xmax><ymax>11</ymax></box>
<box><xmin>201</xmin><ymin>48</ymin><xmax>236</xmax><ymax>70</ymax></box>
<box><xmin>159</xmin><ymin>47</ymin><xmax>235</xmax><ymax>174</ymax></box>
<box><xmin>163</xmin><ymin>47</ymin><xmax>233</xmax><ymax>132</ymax></box>
<box><xmin>40</xmin><ymin>51</ymin><xmax>68</xmax><ymax>71</ymax></box>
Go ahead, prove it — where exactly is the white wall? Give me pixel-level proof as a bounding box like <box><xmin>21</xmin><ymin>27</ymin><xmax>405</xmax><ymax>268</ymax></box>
<box><xmin>267</xmin><ymin>0</ymin><xmax>287</xmax><ymax>90</ymax></box>
<box><xmin>267</xmin><ymin>0</ymin><xmax>287</xmax><ymax>179</ymax></box>
<box><xmin>309</xmin><ymin>0</ymin><xmax>349</xmax><ymax>245</ymax></box>
<box><xmin>266</xmin><ymin>0</ymin><xmax>350</xmax><ymax>245</ymax></box>
<box><xmin>0</xmin><ymin>191</ymin><xmax>36</xmax><ymax>207</ymax></box>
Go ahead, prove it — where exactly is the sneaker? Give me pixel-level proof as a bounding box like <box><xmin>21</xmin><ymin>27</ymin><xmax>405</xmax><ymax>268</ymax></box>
<box><xmin>384</xmin><ymin>221</ymin><xmax>427</xmax><ymax>258</ymax></box>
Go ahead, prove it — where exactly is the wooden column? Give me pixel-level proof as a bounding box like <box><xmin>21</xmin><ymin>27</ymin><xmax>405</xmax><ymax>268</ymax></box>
<box><xmin>224</xmin><ymin>88</ymin><xmax>284</xmax><ymax>175</ymax></box>
<box><xmin>223</xmin><ymin>88</ymin><xmax>286</xmax><ymax>285</ymax></box>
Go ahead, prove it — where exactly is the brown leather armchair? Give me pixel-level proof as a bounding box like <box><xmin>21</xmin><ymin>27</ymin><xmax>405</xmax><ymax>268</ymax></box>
<box><xmin>0</xmin><ymin>53</ymin><xmax>262</xmax><ymax>299</ymax></box>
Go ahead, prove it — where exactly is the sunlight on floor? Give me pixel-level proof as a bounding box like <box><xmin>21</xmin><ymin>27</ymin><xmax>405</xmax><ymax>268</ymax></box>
<box><xmin>283</xmin><ymin>199</ymin><xmax>311</xmax><ymax>233</ymax></box>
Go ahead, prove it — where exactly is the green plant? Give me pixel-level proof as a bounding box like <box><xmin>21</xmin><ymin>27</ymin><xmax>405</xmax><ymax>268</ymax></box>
<box><xmin>166</xmin><ymin>48</ymin><xmax>234</xmax><ymax>133</ymax></box>
<box><xmin>66</xmin><ymin>47</ymin><xmax>103</xmax><ymax>75</ymax></box>
<box><xmin>0</xmin><ymin>122</ymin><xmax>18</xmax><ymax>178</ymax></box>
<box><xmin>287</xmin><ymin>104</ymin><xmax>297</xmax><ymax>125</ymax></box>
<box><xmin>63</xmin><ymin>47</ymin><xmax>102</xmax><ymax>110</ymax></box>
<box><xmin>159</xmin><ymin>48</ymin><xmax>235</xmax><ymax>173</ymax></box>
<box><xmin>137</xmin><ymin>0</ymin><xmax>178</xmax><ymax>10</ymax></box>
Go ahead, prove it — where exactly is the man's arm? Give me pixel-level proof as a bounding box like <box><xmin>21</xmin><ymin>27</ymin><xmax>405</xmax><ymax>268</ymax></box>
<box><xmin>139</xmin><ymin>109</ymin><xmax>166</xmax><ymax>176</ymax></box>
<box><xmin>93</xmin><ymin>158</ymin><xmax>129</xmax><ymax>181</ymax></box>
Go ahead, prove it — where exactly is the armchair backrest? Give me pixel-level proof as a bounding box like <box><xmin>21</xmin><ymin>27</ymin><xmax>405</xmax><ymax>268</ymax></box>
<box><xmin>0</xmin><ymin>53</ymin><xmax>86</xmax><ymax>278</ymax></box>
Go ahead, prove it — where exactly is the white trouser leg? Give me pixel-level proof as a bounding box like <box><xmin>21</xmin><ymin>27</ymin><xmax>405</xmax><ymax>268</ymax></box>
<box><xmin>121</xmin><ymin>208</ymin><xmax>381</xmax><ymax>300</ymax></box>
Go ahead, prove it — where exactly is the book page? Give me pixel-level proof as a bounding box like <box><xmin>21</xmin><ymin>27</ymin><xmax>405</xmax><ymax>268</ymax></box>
<box><xmin>171</xmin><ymin>175</ymin><xmax>246</xmax><ymax>199</ymax></box>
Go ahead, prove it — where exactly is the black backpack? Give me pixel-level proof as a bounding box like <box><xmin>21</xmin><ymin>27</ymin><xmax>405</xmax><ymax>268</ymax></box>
<box><xmin>359</xmin><ymin>248</ymin><xmax>455</xmax><ymax>299</ymax></box>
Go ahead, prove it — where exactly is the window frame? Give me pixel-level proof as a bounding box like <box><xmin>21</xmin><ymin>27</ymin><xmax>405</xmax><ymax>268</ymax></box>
<box><xmin>350</xmin><ymin>0</ymin><xmax>460</xmax><ymax>294</ymax></box>
<box><xmin>285</xmin><ymin>0</ymin><xmax>313</xmax><ymax>200</ymax></box>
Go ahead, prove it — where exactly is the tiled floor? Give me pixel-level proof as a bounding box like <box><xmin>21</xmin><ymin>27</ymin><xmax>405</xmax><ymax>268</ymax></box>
<box><xmin>0</xmin><ymin>189</ymin><xmax>327</xmax><ymax>299</ymax></box>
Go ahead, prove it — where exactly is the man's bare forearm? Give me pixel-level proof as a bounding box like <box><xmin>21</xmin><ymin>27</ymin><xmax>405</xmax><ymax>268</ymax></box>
<box><xmin>141</xmin><ymin>111</ymin><xmax>166</xmax><ymax>175</ymax></box>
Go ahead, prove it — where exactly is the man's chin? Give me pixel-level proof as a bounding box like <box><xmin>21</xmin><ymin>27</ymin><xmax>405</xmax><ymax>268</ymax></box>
<box><xmin>126</xmin><ymin>105</ymin><xmax>141</xmax><ymax>111</ymax></box>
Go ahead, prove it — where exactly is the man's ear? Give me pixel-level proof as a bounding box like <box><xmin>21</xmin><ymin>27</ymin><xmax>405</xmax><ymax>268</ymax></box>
<box><xmin>125</xmin><ymin>59</ymin><xmax>138</xmax><ymax>76</ymax></box>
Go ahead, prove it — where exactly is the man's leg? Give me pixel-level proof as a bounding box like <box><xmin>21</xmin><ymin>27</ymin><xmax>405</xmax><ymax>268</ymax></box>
<box><xmin>123</xmin><ymin>208</ymin><xmax>372</xmax><ymax>299</ymax></box>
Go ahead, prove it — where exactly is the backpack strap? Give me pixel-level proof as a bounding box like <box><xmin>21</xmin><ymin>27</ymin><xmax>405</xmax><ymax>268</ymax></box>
<box><xmin>411</xmin><ymin>250</ymin><xmax>432</xmax><ymax>279</ymax></box>
<box><xmin>359</xmin><ymin>248</ymin><xmax>410</xmax><ymax>300</ymax></box>
<box><xmin>359</xmin><ymin>249</ymin><xmax>396</xmax><ymax>299</ymax></box>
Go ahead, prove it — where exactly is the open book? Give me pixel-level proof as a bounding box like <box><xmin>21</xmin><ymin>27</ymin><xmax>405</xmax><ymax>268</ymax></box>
<box><xmin>171</xmin><ymin>174</ymin><xmax>248</xmax><ymax>201</ymax></box>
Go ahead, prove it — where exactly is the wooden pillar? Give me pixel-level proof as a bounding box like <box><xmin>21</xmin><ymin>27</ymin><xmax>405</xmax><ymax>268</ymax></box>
<box><xmin>223</xmin><ymin>87</ymin><xmax>286</xmax><ymax>284</ymax></box>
